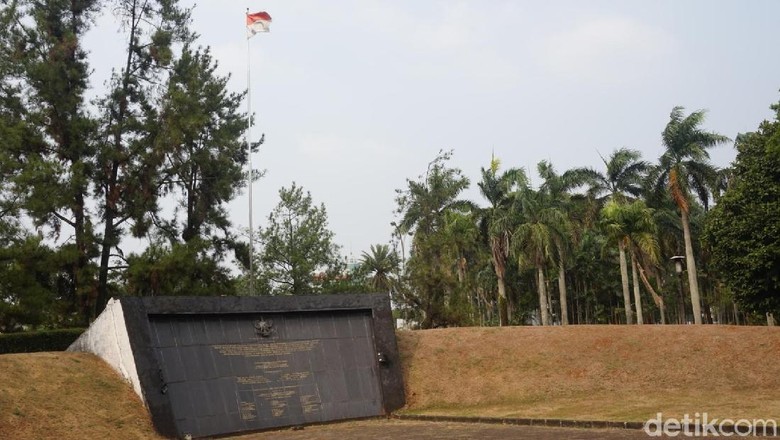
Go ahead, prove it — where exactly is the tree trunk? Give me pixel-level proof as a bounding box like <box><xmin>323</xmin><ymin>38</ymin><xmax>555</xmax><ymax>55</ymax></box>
<box><xmin>618</xmin><ymin>241</ymin><xmax>633</xmax><ymax>324</ymax></box>
<box><xmin>98</xmin><ymin>4</ymin><xmax>139</xmax><ymax>316</ymax></box>
<box><xmin>491</xmin><ymin>240</ymin><xmax>509</xmax><ymax>326</ymax></box>
<box><xmin>457</xmin><ymin>256</ymin><xmax>466</xmax><ymax>284</ymax></box>
<box><xmin>585</xmin><ymin>297</ymin><xmax>590</xmax><ymax>324</ymax></box>
<box><xmin>96</xmin><ymin>218</ymin><xmax>115</xmax><ymax>314</ymax></box>
<box><xmin>97</xmin><ymin>162</ymin><xmax>119</xmax><ymax>316</ymax></box>
<box><xmin>680</xmin><ymin>210</ymin><xmax>703</xmax><ymax>324</ymax></box>
<box><xmin>558</xmin><ymin>260</ymin><xmax>569</xmax><ymax>325</ymax></box>
<box><xmin>74</xmin><ymin>190</ymin><xmax>93</xmax><ymax>323</ymax></box>
<box><xmin>538</xmin><ymin>266</ymin><xmax>550</xmax><ymax>326</ymax></box>
<box><xmin>576</xmin><ymin>278</ymin><xmax>582</xmax><ymax>324</ymax></box>
<box><xmin>677</xmin><ymin>275</ymin><xmax>686</xmax><ymax>324</ymax></box>
<box><xmin>630</xmin><ymin>248</ymin><xmax>644</xmax><ymax>325</ymax></box>
<box><xmin>497</xmin><ymin>275</ymin><xmax>508</xmax><ymax>326</ymax></box>
<box><xmin>638</xmin><ymin>263</ymin><xmax>666</xmax><ymax>325</ymax></box>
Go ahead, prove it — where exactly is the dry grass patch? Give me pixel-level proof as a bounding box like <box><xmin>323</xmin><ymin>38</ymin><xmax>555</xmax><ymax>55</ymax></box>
<box><xmin>0</xmin><ymin>352</ymin><xmax>162</xmax><ymax>440</ymax></box>
<box><xmin>397</xmin><ymin>325</ymin><xmax>780</xmax><ymax>421</ymax></box>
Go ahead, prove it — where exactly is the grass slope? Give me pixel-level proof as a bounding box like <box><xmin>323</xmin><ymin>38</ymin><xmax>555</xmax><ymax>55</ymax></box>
<box><xmin>397</xmin><ymin>325</ymin><xmax>780</xmax><ymax>421</ymax></box>
<box><xmin>0</xmin><ymin>352</ymin><xmax>161</xmax><ymax>440</ymax></box>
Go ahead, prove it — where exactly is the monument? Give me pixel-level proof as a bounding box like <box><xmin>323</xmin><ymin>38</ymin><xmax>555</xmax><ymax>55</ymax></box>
<box><xmin>68</xmin><ymin>293</ymin><xmax>405</xmax><ymax>439</ymax></box>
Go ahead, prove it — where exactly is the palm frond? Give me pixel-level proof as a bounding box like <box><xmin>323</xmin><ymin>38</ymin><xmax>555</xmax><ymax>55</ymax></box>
<box><xmin>672</xmin><ymin>158</ymin><xmax>718</xmax><ymax>210</ymax></box>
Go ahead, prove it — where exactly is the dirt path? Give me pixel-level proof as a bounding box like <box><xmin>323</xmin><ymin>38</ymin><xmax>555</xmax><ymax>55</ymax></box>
<box><xmin>233</xmin><ymin>419</ymin><xmax>651</xmax><ymax>440</ymax></box>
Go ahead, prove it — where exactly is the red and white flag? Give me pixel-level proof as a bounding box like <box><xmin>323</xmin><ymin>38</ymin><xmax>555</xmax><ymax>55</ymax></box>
<box><xmin>246</xmin><ymin>11</ymin><xmax>272</xmax><ymax>38</ymax></box>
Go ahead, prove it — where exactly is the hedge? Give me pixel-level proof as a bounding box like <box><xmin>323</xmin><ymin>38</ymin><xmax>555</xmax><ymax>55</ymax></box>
<box><xmin>0</xmin><ymin>328</ymin><xmax>85</xmax><ymax>354</ymax></box>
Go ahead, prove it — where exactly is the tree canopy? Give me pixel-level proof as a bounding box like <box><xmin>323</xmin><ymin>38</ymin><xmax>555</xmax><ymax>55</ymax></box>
<box><xmin>0</xmin><ymin>0</ymin><xmax>250</xmax><ymax>326</ymax></box>
<box><xmin>706</xmin><ymin>101</ymin><xmax>780</xmax><ymax>318</ymax></box>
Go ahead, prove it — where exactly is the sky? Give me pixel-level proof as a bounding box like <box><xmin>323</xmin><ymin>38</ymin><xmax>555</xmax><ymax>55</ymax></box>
<box><xmin>82</xmin><ymin>0</ymin><xmax>780</xmax><ymax>261</ymax></box>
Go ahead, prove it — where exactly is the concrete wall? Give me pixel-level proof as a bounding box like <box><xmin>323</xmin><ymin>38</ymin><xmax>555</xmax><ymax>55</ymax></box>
<box><xmin>67</xmin><ymin>298</ymin><xmax>144</xmax><ymax>405</ymax></box>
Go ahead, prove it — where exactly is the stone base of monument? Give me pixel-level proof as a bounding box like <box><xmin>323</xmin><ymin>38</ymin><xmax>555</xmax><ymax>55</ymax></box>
<box><xmin>68</xmin><ymin>293</ymin><xmax>405</xmax><ymax>439</ymax></box>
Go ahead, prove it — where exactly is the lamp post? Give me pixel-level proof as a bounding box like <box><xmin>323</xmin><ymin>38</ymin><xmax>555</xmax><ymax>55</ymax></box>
<box><xmin>671</xmin><ymin>256</ymin><xmax>686</xmax><ymax>324</ymax></box>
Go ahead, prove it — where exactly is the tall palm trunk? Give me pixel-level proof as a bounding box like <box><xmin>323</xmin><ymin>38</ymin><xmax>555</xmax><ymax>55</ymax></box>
<box><xmin>497</xmin><ymin>275</ymin><xmax>508</xmax><ymax>326</ymax></box>
<box><xmin>558</xmin><ymin>260</ymin><xmax>569</xmax><ymax>325</ymax></box>
<box><xmin>677</xmin><ymin>282</ymin><xmax>687</xmax><ymax>324</ymax></box>
<box><xmin>618</xmin><ymin>241</ymin><xmax>633</xmax><ymax>324</ymax></box>
<box><xmin>537</xmin><ymin>265</ymin><xmax>551</xmax><ymax>326</ymax></box>
<box><xmin>491</xmin><ymin>238</ymin><xmax>509</xmax><ymax>326</ymax></box>
<box><xmin>681</xmin><ymin>210</ymin><xmax>702</xmax><ymax>324</ymax></box>
<box><xmin>630</xmin><ymin>248</ymin><xmax>644</xmax><ymax>325</ymax></box>
<box><xmin>456</xmin><ymin>256</ymin><xmax>466</xmax><ymax>284</ymax></box>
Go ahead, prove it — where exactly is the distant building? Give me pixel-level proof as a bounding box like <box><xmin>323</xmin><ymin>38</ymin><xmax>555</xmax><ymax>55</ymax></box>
<box><xmin>345</xmin><ymin>255</ymin><xmax>360</xmax><ymax>274</ymax></box>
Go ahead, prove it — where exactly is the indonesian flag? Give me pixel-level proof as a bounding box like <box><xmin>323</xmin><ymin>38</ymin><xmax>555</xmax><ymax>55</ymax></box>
<box><xmin>246</xmin><ymin>11</ymin><xmax>272</xmax><ymax>37</ymax></box>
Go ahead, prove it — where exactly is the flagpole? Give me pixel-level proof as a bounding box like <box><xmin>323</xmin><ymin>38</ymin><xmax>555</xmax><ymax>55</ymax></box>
<box><xmin>245</xmin><ymin>8</ymin><xmax>254</xmax><ymax>296</ymax></box>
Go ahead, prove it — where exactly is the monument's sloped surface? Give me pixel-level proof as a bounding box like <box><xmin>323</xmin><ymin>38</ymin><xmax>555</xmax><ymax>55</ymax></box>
<box><xmin>68</xmin><ymin>293</ymin><xmax>405</xmax><ymax>439</ymax></box>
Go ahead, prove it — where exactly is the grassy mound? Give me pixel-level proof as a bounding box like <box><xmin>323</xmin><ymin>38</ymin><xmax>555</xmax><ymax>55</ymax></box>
<box><xmin>397</xmin><ymin>325</ymin><xmax>780</xmax><ymax>421</ymax></box>
<box><xmin>0</xmin><ymin>352</ymin><xmax>161</xmax><ymax>440</ymax></box>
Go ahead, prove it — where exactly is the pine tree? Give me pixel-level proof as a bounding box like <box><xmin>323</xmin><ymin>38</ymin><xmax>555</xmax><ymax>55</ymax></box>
<box><xmin>93</xmin><ymin>0</ymin><xmax>193</xmax><ymax>314</ymax></box>
<box><xmin>258</xmin><ymin>183</ymin><xmax>341</xmax><ymax>295</ymax></box>
<box><xmin>4</xmin><ymin>0</ymin><xmax>100</xmax><ymax>323</ymax></box>
<box><xmin>154</xmin><ymin>45</ymin><xmax>253</xmax><ymax>248</ymax></box>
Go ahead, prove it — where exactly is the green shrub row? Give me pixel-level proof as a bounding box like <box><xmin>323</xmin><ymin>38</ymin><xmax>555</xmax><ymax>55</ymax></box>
<box><xmin>0</xmin><ymin>328</ymin><xmax>85</xmax><ymax>354</ymax></box>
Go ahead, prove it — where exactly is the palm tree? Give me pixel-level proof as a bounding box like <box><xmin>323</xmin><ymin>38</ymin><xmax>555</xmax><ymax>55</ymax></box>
<box><xmin>653</xmin><ymin>107</ymin><xmax>729</xmax><ymax>324</ymax></box>
<box><xmin>587</xmin><ymin>148</ymin><xmax>649</xmax><ymax>203</ymax></box>
<box><xmin>601</xmin><ymin>200</ymin><xmax>659</xmax><ymax>324</ymax></box>
<box><xmin>537</xmin><ymin>160</ymin><xmax>592</xmax><ymax>325</ymax></box>
<box><xmin>442</xmin><ymin>210</ymin><xmax>482</xmax><ymax>320</ymax></box>
<box><xmin>360</xmin><ymin>244</ymin><xmax>399</xmax><ymax>293</ymax></box>
<box><xmin>586</xmin><ymin>148</ymin><xmax>649</xmax><ymax>324</ymax></box>
<box><xmin>513</xmin><ymin>188</ymin><xmax>569</xmax><ymax>326</ymax></box>
<box><xmin>395</xmin><ymin>151</ymin><xmax>472</xmax><ymax>239</ymax></box>
<box><xmin>478</xmin><ymin>156</ymin><xmax>527</xmax><ymax>326</ymax></box>
<box><xmin>394</xmin><ymin>151</ymin><xmax>473</xmax><ymax>328</ymax></box>
<box><xmin>443</xmin><ymin>209</ymin><xmax>482</xmax><ymax>287</ymax></box>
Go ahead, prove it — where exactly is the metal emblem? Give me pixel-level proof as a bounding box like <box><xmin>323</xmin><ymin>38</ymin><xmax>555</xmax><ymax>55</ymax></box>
<box><xmin>254</xmin><ymin>318</ymin><xmax>274</xmax><ymax>337</ymax></box>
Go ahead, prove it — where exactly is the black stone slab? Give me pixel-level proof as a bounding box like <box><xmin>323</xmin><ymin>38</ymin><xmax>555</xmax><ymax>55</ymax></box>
<box><xmin>120</xmin><ymin>293</ymin><xmax>404</xmax><ymax>439</ymax></box>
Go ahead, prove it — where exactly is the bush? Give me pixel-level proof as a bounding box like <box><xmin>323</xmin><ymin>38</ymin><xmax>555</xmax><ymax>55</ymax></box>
<box><xmin>0</xmin><ymin>328</ymin><xmax>85</xmax><ymax>354</ymax></box>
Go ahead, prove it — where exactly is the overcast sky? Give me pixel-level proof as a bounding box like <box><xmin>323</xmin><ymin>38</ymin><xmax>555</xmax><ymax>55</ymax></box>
<box><xmin>84</xmin><ymin>0</ymin><xmax>780</xmax><ymax>260</ymax></box>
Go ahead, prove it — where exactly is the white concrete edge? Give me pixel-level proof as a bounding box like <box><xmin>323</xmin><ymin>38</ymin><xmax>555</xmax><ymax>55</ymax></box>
<box><xmin>67</xmin><ymin>298</ymin><xmax>146</xmax><ymax>407</ymax></box>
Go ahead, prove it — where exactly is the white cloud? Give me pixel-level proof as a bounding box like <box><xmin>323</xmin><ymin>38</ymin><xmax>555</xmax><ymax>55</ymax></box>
<box><xmin>541</xmin><ymin>16</ymin><xmax>676</xmax><ymax>83</ymax></box>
